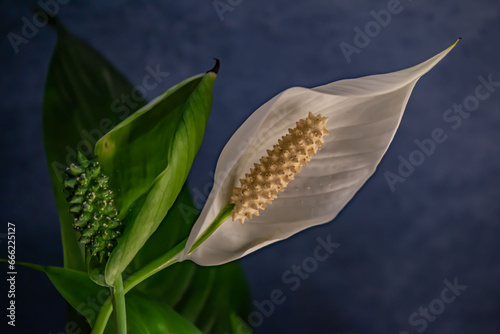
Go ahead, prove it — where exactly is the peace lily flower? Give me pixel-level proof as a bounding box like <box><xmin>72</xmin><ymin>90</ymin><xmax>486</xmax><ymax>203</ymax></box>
<box><xmin>180</xmin><ymin>41</ymin><xmax>459</xmax><ymax>266</ymax></box>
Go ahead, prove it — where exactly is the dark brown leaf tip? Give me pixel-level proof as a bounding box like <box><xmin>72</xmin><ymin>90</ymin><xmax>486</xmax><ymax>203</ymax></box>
<box><xmin>207</xmin><ymin>58</ymin><xmax>220</xmax><ymax>74</ymax></box>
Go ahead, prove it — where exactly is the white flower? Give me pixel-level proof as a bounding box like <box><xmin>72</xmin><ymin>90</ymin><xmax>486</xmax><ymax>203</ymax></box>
<box><xmin>180</xmin><ymin>41</ymin><xmax>458</xmax><ymax>266</ymax></box>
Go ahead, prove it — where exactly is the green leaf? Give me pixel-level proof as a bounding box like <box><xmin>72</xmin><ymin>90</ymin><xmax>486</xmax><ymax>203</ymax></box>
<box><xmin>10</xmin><ymin>261</ymin><xmax>200</xmax><ymax>333</ymax></box>
<box><xmin>126</xmin><ymin>186</ymin><xmax>199</xmax><ymax>299</ymax></box>
<box><xmin>104</xmin><ymin>293</ymin><xmax>202</xmax><ymax>334</ymax></box>
<box><xmin>192</xmin><ymin>264</ymin><xmax>252</xmax><ymax>334</ymax></box>
<box><xmin>42</xmin><ymin>19</ymin><xmax>147</xmax><ymax>271</ymax></box>
<box><xmin>126</xmin><ymin>186</ymin><xmax>253</xmax><ymax>334</ymax></box>
<box><xmin>42</xmin><ymin>266</ymin><xmax>107</xmax><ymax>325</ymax></box>
<box><xmin>11</xmin><ymin>261</ymin><xmax>106</xmax><ymax>328</ymax></box>
<box><xmin>96</xmin><ymin>65</ymin><xmax>218</xmax><ymax>286</ymax></box>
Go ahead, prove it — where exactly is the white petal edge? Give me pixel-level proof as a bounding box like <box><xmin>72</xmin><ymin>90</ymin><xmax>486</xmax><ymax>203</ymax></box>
<box><xmin>181</xmin><ymin>41</ymin><xmax>458</xmax><ymax>266</ymax></box>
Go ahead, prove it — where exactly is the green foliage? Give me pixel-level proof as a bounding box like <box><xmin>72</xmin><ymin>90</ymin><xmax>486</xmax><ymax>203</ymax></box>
<box><xmin>105</xmin><ymin>293</ymin><xmax>203</xmax><ymax>334</ymax></box>
<box><xmin>128</xmin><ymin>187</ymin><xmax>252</xmax><ymax>333</ymax></box>
<box><xmin>34</xmin><ymin>16</ymin><xmax>253</xmax><ymax>333</ymax></box>
<box><xmin>13</xmin><ymin>262</ymin><xmax>106</xmax><ymax>327</ymax></box>
<box><xmin>42</xmin><ymin>19</ymin><xmax>147</xmax><ymax>272</ymax></box>
<box><xmin>95</xmin><ymin>67</ymin><xmax>217</xmax><ymax>286</ymax></box>
<box><xmin>13</xmin><ymin>262</ymin><xmax>201</xmax><ymax>333</ymax></box>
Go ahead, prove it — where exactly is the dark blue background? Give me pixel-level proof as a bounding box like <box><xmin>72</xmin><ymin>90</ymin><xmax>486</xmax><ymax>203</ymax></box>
<box><xmin>1</xmin><ymin>1</ymin><xmax>499</xmax><ymax>333</ymax></box>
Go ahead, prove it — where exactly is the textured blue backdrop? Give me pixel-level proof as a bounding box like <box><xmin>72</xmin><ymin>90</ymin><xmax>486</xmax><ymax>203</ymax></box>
<box><xmin>1</xmin><ymin>1</ymin><xmax>499</xmax><ymax>333</ymax></box>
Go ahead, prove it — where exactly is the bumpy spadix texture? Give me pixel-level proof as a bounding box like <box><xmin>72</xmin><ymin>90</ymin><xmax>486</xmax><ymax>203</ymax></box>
<box><xmin>64</xmin><ymin>152</ymin><xmax>122</xmax><ymax>263</ymax></box>
<box><xmin>231</xmin><ymin>112</ymin><xmax>329</xmax><ymax>223</ymax></box>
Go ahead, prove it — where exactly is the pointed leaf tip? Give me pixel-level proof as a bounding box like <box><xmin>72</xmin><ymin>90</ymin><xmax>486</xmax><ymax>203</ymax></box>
<box><xmin>207</xmin><ymin>58</ymin><xmax>220</xmax><ymax>74</ymax></box>
<box><xmin>450</xmin><ymin>38</ymin><xmax>462</xmax><ymax>48</ymax></box>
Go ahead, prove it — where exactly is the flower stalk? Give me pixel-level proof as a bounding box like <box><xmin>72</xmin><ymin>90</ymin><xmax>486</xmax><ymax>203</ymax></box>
<box><xmin>111</xmin><ymin>274</ymin><xmax>126</xmax><ymax>334</ymax></box>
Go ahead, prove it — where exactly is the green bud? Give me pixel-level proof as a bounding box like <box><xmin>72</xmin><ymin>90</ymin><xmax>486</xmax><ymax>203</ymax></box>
<box><xmin>86</xmin><ymin>191</ymin><xmax>96</xmax><ymax>202</ymax></box>
<box><xmin>75</xmin><ymin>186</ymin><xmax>87</xmax><ymax>195</ymax></box>
<box><xmin>101</xmin><ymin>204</ymin><xmax>114</xmax><ymax>216</ymax></box>
<box><xmin>89</xmin><ymin>164</ymin><xmax>101</xmax><ymax>178</ymax></box>
<box><xmin>97</xmin><ymin>188</ymin><xmax>112</xmax><ymax>200</ymax></box>
<box><xmin>74</xmin><ymin>212</ymin><xmax>91</xmax><ymax>227</ymax></box>
<box><xmin>82</xmin><ymin>223</ymin><xmax>99</xmax><ymax>238</ymax></box>
<box><xmin>64</xmin><ymin>178</ymin><xmax>78</xmax><ymax>188</ymax></box>
<box><xmin>92</xmin><ymin>236</ymin><xmax>106</xmax><ymax>255</ymax></box>
<box><xmin>97</xmin><ymin>174</ymin><xmax>109</xmax><ymax>187</ymax></box>
<box><xmin>92</xmin><ymin>212</ymin><xmax>103</xmax><ymax>222</ymax></box>
<box><xmin>77</xmin><ymin>152</ymin><xmax>91</xmax><ymax>168</ymax></box>
<box><xmin>69</xmin><ymin>204</ymin><xmax>82</xmax><ymax>213</ymax></box>
<box><xmin>69</xmin><ymin>164</ymin><xmax>85</xmax><ymax>176</ymax></box>
<box><xmin>78</xmin><ymin>173</ymin><xmax>90</xmax><ymax>187</ymax></box>
<box><xmin>82</xmin><ymin>202</ymin><xmax>94</xmax><ymax>212</ymax></box>
<box><xmin>68</xmin><ymin>195</ymin><xmax>84</xmax><ymax>204</ymax></box>
<box><xmin>90</xmin><ymin>183</ymin><xmax>100</xmax><ymax>193</ymax></box>
<box><xmin>102</xmin><ymin>217</ymin><xmax>120</xmax><ymax>229</ymax></box>
<box><xmin>102</xmin><ymin>229</ymin><xmax>120</xmax><ymax>241</ymax></box>
<box><xmin>78</xmin><ymin>236</ymin><xmax>91</xmax><ymax>245</ymax></box>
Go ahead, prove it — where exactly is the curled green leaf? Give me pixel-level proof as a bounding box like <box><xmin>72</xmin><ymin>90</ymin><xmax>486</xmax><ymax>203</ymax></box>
<box><xmin>95</xmin><ymin>63</ymin><xmax>218</xmax><ymax>286</ymax></box>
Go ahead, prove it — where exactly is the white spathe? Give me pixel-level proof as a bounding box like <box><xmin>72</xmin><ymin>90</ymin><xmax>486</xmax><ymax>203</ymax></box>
<box><xmin>180</xmin><ymin>42</ymin><xmax>458</xmax><ymax>266</ymax></box>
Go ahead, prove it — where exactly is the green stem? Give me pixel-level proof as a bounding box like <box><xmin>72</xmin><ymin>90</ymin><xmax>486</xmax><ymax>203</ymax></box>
<box><xmin>112</xmin><ymin>275</ymin><xmax>126</xmax><ymax>334</ymax></box>
<box><xmin>124</xmin><ymin>239</ymin><xmax>186</xmax><ymax>291</ymax></box>
<box><xmin>189</xmin><ymin>203</ymin><xmax>233</xmax><ymax>253</ymax></box>
<box><xmin>90</xmin><ymin>241</ymin><xmax>185</xmax><ymax>334</ymax></box>
<box><xmin>92</xmin><ymin>295</ymin><xmax>112</xmax><ymax>334</ymax></box>
<box><xmin>90</xmin><ymin>202</ymin><xmax>234</xmax><ymax>333</ymax></box>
